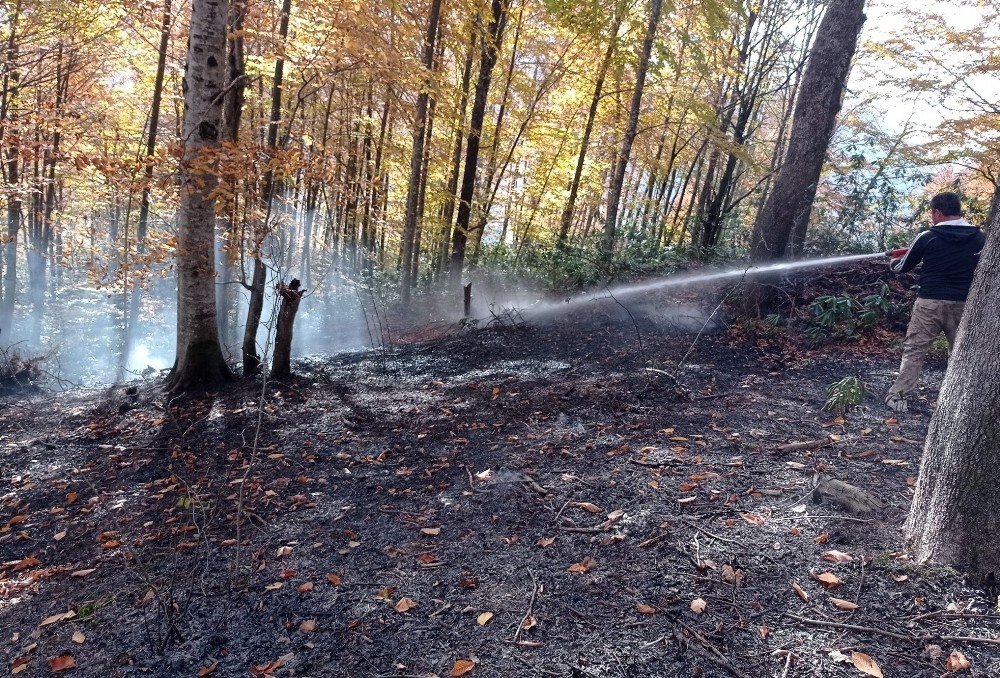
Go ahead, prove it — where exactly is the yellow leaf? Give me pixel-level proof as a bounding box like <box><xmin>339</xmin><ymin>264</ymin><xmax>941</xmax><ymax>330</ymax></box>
<box><xmin>690</xmin><ymin>598</ymin><xmax>706</xmax><ymax>614</ymax></box>
<box><xmin>476</xmin><ymin>612</ymin><xmax>494</xmax><ymax>626</ymax></box>
<box><xmin>830</xmin><ymin>597</ymin><xmax>859</xmax><ymax>611</ymax></box>
<box><xmin>851</xmin><ymin>651</ymin><xmax>883</xmax><ymax>678</ymax></box>
<box><xmin>394</xmin><ymin>597</ymin><xmax>417</xmax><ymax>613</ymax></box>
<box><xmin>451</xmin><ymin>658</ymin><xmax>476</xmax><ymax>676</ymax></box>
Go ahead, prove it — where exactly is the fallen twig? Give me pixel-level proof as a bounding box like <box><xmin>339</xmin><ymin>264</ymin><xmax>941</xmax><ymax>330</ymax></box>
<box><xmin>780</xmin><ymin>612</ymin><xmax>1000</xmax><ymax>646</ymax></box>
<box><xmin>681</xmin><ymin>518</ymin><xmax>737</xmax><ymax>544</ymax></box>
<box><xmin>674</xmin><ymin>625</ymin><xmax>753</xmax><ymax>678</ymax></box>
<box><xmin>513</xmin><ymin>570</ymin><xmax>541</xmax><ymax>644</ymax></box>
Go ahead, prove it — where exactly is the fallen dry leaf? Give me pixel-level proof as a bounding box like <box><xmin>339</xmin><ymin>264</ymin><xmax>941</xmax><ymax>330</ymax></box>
<box><xmin>690</xmin><ymin>598</ymin><xmax>707</xmax><ymax>614</ymax></box>
<box><xmin>536</xmin><ymin>536</ymin><xmax>555</xmax><ymax>548</ymax></box>
<box><xmin>577</xmin><ymin>502</ymin><xmax>602</xmax><ymax>514</ymax></box>
<box><xmin>71</xmin><ymin>631</ymin><xmax>85</xmax><ymax>644</ymax></box>
<box><xmin>946</xmin><ymin>650</ymin><xmax>970</xmax><ymax>672</ymax></box>
<box><xmin>822</xmin><ymin>550</ymin><xmax>853</xmax><ymax>563</ymax></box>
<box><xmin>812</xmin><ymin>571</ymin><xmax>841</xmax><ymax>589</ymax></box>
<box><xmin>636</xmin><ymin>603</ymin><xmax>657</xmax><ymax>615</ymax></box>
<box><xmin>326</xmin><ymin>573</ymin><xmax>341</xmax><ymax>586</ymax></box>
<box><xmin>567</xmin><ymin>556</ymin><xmax>597</xmax><ymax>573</ymax></box>
<box><xmin>40</xmin><ymin>611</ymin><xmax>76</xmax><ymax>626</ymax></box>
<box><xmin>451</xmin><ymin>658</ymin><xmax>476</xmax><ymax>676</ymax></box>
<box><xmin>13</xmin><ymin>556</ymin><xmax>40</xmax><ymax>571</ymax></box>
<box><xmin>54</xmin><ymin>531</ymin><xmax>66</xmax><ymax>542</ymax></box>
<box><xmin>851</xmin><ymin>651</ymin><xmax>883</xmax><ymax>678</ymax></box>
<box><xmin>721</xmin><ymin>564</ymin><xmax>744</xmax><ymax>586</ymax></box>
<box><xmin>48</xmin><ymin>655</ymin><xmax>76</xmax><ymax>672</ymax></box>
<box><xmin>830</xmin><ymin>597</ymin><xmax>859</xmax><ymax>611</ymax></box>
<box><xmin>299</xmin><ymin>619</ymin><xmax>316</xmax><ymax>632</ymax></box>
<box><xmin>250</xmin><ymin>653</ymin><xmax>293</xmax><ymax>676</ymax></box>
<box><xmin>276</xmin><ymin>546</ymin><xmax>293</xmax><ymax>557</ymax></box>
<box><xmin>420</xmin><ymin>527</ymin><xmax>441</xmax><ymax>536</ymax></box>
<box><xmin>297</xmin><ymin>582</ymin><xmax>313</xmax><ymax>593</ymax></box>
<box><xmin>394</xmin><ymin>597</ymin><xmax>417</xmax><ymax>613</ymax></box>
<box><xmin>66</xmin><ymin>492</ymin><xmax>78</xmax><ymax>504</ymax></box>
<box><xmin>476</xmin><ymin>612</ymin><xmax>494</xmax><ymax>626</ymax></box>
<box><xmin>70</xmin><ymin>568</ymin><xmax>96</xmax><ymax>577</ymax></box>
<box><xmin>197</xmin><ymin>662</ymin><xmax>218</xmax><ymax>676</ymax></box>
<box><xmin>677</xmin><ymin>496</ymin><xmax>697</xmax><ymax>504</ymax></box>
<box><xmin>791</xmin><ymin>582</ymin><xmax>809</xmax><ymax>601</ymax></box>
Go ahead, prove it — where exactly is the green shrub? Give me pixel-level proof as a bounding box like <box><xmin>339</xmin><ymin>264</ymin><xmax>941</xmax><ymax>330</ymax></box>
<box><xmin>824</xmin><ymin>376</ymin><xmax>866</xmax><ymax>415</ymax></box>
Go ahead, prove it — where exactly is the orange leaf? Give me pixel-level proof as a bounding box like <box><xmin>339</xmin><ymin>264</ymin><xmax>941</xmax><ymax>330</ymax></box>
<box><xmin>297</xmin><ymin>582</ymin><xmax>313</xmax><ymax>593</ymax></box>
<box><xmin>48</xmin><ymin>655</ymin><xmax>76</xmax><ymax>672</ymax></box>
<box><xmin>567</xmin><ymin>556</ymin><xmax>597</xmax><ymax>573</ymax></box>
<box><xmin>830</xmin><ymin>597</ymin><xmax>859</xmax><ymax>611</ymax></box>
<box><xmin>636</xmin><ymin>603</ymin><xmax>657</xmax><ymax>615</ymax></box>
<box><xmin>851</xmin><ymin>651</ymin><xmax>883</xmax><ymax>678</ymax></box>
<box><xmin>250</xmin><ymin>654</ymin><xmax>293</xmax><ymax>676</ymax></box>
<box><xmin>791</xmin><ymin>582</ymin><xmax>809</xmax><ymax>601</ymax></box>
<box><xmin>451</xmin><ymin>659</ymin><xmax>476</xmax><ymax>676</ymax></box>
<box><xmin>326</xmin><ymin>573</ymin><xmax>341</xmax><ymax>586</ymax></box>
<box><xmin>536</xmin><ymin>537</ymin><xmax>555</xmax><ymax>548</ymax></box>
<box><xmin>945</xmin><ymin>650</ymin><xmax>970</xmax><ymax>672</ymax></box>
<box><xmin>394</xmin><ymin>597</ymin><xmax>417</xmax><ymax>613</ymax></box>
<box><xmin>812</xmin><ymin>571</ymin><xmax>841</xmax><ymax>589</ymax></box>
<box><xmin>197</xmin><ymin>661</ymin><xmax>218</xmax><ymax>676</ymax></box>
<box><xmin>577</xmin><ymin>502</ymin><xmax>602</xmax><ymax>513</ymax></box>
<box><xmin>821</xmin><ymin>550</ymin><xmax>853</xmax><ymax>563</ymax></box>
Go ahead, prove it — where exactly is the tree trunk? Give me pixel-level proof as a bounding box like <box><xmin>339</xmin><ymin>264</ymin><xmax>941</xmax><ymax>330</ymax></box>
<box><xmin>747</xmin><ymin>0</ymin><xmax>866</xmax><ymax>262</ymax></box>
<box><xmin>401</xmin><ymin>0</ymin><xmax>443</xmax><ymax>301</ymax></box>
<box><xmin>600</xmin><ymin>0</ymin><xmax>663</xmax><ymax>264</ymax></box>
<box><xmin>167</xmin><ymin>0</ymin><xmax>232</xmax><ymax>392</ymax></box>
<box><xmin>271</xmin><ymin>278</ymin><xmax>303</xmax><ymax>378</ymax></box>
<box><xmin>904</xmin><ymin>212</ymin><xmax>1000</xmax><ymax>583</ymax></box>
<box><xmin>435</xmin><ymin>38</ymin><xmax>474</xmax><ymax>277</ymax></box>
<box><xmin>448</xmin><ymin>0</ymin><xmax>508</xmax><ymax>288</ymax></box>
<box><xmin>243</xmin><ymin>0</ymin><xmax>291</xmax><ymax>376</ymax></box>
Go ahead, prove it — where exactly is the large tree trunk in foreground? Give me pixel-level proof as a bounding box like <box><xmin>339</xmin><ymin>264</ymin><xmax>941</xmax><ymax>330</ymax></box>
<box><xmin>904</xmin><ymin>221</ymin><xmax>1000</xmax><ymax>583</ymax></box>
<box><xmin>167</xmin><ymin>0</ymin><xmax>232</xmax><ymax>391</ymax></box>
<box><xmin>747</xmin><ymin>0</ymin><xmax>865</xmax><ymax>262</ymax></box>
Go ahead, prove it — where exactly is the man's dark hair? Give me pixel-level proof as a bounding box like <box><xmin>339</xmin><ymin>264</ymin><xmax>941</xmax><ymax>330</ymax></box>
<box><xmin>930</xmin><ymin>192</ymin><xmax>962</xmax><ymax>217</ymax></box>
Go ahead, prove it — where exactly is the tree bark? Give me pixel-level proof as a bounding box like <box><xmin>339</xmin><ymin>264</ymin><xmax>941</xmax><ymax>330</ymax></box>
<box><xmin>600</xmin><ymin>0</ymin><xmax>663</xmax><ymax>264</ymax></box>
<box><xmin>401</xmin><ymin>0</ymin><xmax>443</xmax><ymax>301</ymax></box>
<box><xmin>167</xmin><ymin>0</ymin><xmax>232</xmax><ymax>392</ymax></box>
<box><xmin>904</xmin><ymin>215</ymin><xmax>1000</xmax><ymax>583</ymax></box>
<box><xmin>747</xmin><ymin>0</ymin><xmax>866</xmax><ymax>262</ymax></box>
<box><xmin>243</xmin><ymin>0</ymin><xmax>291</xmax><ymax>376</ymax></box>
<box><xmin>447</xmin><ymin>0</ymin><xmax>508</xmax><ymax>288</ymax></box>
<box><xmin>271</xmin><ymin>278</ymin><xmax>303</xmax><ymax>378</ymax></box>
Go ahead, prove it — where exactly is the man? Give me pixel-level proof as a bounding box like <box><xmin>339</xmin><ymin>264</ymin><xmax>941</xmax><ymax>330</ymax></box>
<box><xmin>885</xmin><ymin>192</ymin><xmax>985</xmax><ymax>412</ymax></box>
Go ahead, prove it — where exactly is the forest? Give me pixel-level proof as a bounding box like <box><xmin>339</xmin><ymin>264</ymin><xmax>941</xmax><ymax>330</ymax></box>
<box><xmin>2</xmin><ymin>0</ymin><xmax>1000</xmax><ymax>675</ymax></box>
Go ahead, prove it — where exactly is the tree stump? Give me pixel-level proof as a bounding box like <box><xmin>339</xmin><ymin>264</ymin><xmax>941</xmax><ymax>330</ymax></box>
<box><xmin>271</xmin><ymin>279</ymin><xmax>304</xmax><ymax>379</ymax></box>
<box><xmin>813</xmin><ymin>475</ymin><xmax>884</xmax><ymax>515</ymax></box>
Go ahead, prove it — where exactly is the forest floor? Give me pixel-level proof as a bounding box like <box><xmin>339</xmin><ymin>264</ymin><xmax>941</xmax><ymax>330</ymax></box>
<box><xmin>2</xmin><ymin>261</ymin><xmax>999</xmax><ymax>678</ymax></box>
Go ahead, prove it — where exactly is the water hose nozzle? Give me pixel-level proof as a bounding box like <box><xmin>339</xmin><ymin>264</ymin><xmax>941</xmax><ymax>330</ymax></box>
<box><xmin>885</xmin><ymin>248</ymin><xmax>908</xmax><ymax>259</ymax></box>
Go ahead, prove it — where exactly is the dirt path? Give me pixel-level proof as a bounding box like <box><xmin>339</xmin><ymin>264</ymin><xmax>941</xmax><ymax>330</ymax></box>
<box><xmin>3</xmin><ymin>271</ymin><xmax>998</xmax><ymax>677</ymax></box>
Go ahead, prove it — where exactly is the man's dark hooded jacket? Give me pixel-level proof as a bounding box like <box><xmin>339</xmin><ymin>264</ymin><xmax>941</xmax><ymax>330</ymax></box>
<box><xmin>890</xmin><ymin>218</ymin><xmax>985</xmax><ymax>301</ymax></box>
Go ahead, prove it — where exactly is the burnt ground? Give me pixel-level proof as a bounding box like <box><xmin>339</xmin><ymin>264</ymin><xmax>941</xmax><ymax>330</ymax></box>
<box><xmin>2</xmin><ymin>261</ymin><xmax>999</xmax><ymax>677</ymax></box>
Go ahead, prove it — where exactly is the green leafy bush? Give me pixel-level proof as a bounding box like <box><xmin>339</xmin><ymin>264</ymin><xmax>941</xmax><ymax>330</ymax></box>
<box><xmin>824</xmin><ymin>376</ymin><xmax>866</xmax><ymax>415</ymax></box>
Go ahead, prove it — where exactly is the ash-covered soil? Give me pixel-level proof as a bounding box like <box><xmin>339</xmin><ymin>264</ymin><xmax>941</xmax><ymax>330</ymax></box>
<box><xmin>2</xmin><ymin>262</ymin><xmax>998</xmax><ymax>677</ymax></box>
